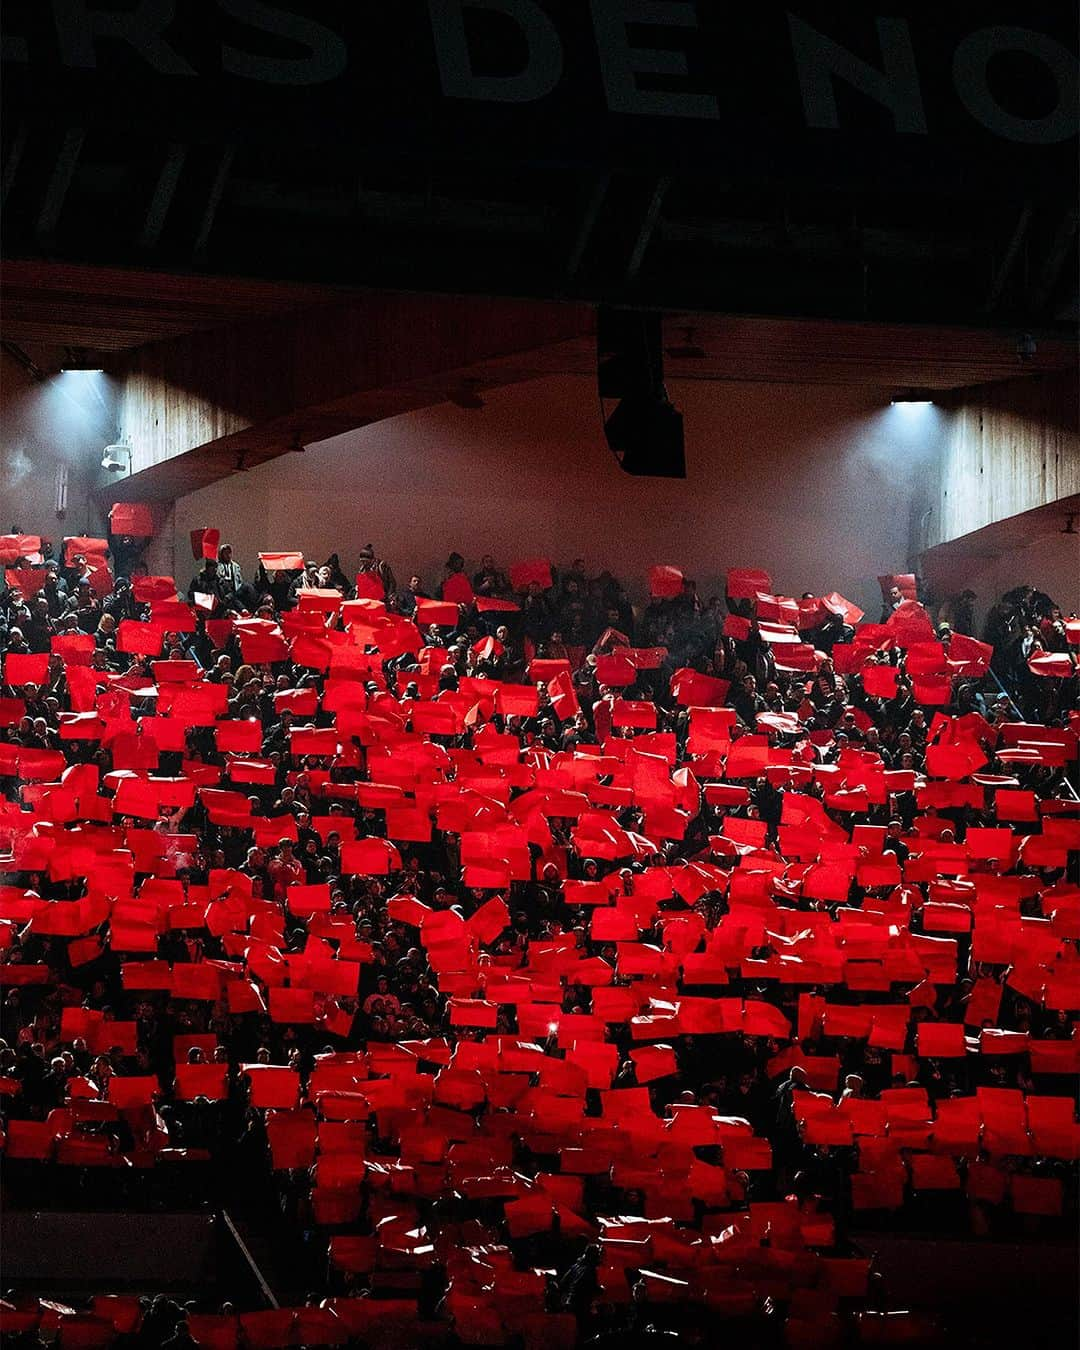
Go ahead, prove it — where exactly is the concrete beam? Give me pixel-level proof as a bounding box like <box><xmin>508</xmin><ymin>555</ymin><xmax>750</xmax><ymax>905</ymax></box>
<box><xmin>98</xmin><ymin>293</ymin><xmax>595</xmax><ymax>504</ymax></box>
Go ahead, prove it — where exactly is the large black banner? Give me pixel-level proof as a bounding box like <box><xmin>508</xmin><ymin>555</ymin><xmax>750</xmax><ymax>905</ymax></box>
<box><xmin>2</xmin><ymin>3</ymin><xmax>1077</xmax><ymax>321</ymax></box>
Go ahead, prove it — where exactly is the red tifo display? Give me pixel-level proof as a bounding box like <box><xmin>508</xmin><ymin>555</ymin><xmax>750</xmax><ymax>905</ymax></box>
<box><xmin>0</xmin><ymin>534</ymin><xmax>1078</xmax><ymax>1347</ymax></box>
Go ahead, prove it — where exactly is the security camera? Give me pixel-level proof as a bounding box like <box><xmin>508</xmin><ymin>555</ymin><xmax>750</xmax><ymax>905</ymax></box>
<box><xmin>101</xmin><ymin>442</ymin><xmax>133</xmax><ymax>472</ymax></box>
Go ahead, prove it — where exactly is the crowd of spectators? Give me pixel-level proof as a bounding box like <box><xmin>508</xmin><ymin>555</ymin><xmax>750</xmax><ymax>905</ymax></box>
<box><xmin>0</xmin><ymin>524</ymin><xmax>1077</xmax><ymax>1348</ymax></box>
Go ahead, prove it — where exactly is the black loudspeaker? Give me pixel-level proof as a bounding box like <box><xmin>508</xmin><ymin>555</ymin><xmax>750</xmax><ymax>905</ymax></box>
<box><xmin>598</xmin><ymin>308</ymin><xmax>661</xmax><ymax>399</ymax></box>
<box><xmin>603</xmin><ymin>395</ymin><xmax>686</xmax><ymax>478</ymax></box>
<box><xmin>598</xmin><ymin>306</ymin><xmax>686</xmax><ymax>478</ymax></box>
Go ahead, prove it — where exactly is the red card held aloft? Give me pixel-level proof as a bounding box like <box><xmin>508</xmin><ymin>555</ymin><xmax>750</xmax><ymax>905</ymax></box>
<box><xmin>258</xmin><ymin>550</ymin><xmax>304</xmax><ymax>572</ymax></box>
<box><xmin>415</xmin><ymin>597</ymin><xmax>460</xmax><ymax>628</ymax></box>
<box><xmin>174</xmin><ymin>1063</ymin><xmax>227</xmax><ymax>1101</ymax></box>
<box><xmin>240</xmin><ymin>1065</ymin><xmax>301</xmax><ymax>1109</ymax></box>
<box><xmin>190</xmin><ymin>528</ymin><xmax>220</xmax><ymax>560</ymax></box>
<box><xmin>109</xmin><ymin>503</ymin><xmax>154</xmax><ymax>537</ymax></box>
<box><xmin>0</xmin><ymin>533</ymin><xmax>41</xmax><ymax>563</ymax></box>
<box><xmin>670</xmin><ymin>668</ymin><xmax>730</xmax><ymax>707</ymax></box>
<box><xmin>509</xmin><ymin>559</ymin><xmax>552</xmax><ymax>591</ymax></box>
<box><xmin>648</xmin><ymin>565</ymin><xmax>684</xmax><ymax>598</ymax></box>
<box><xmin>916</xmin><ymin>1022</ymin><xmax>966</xmax><ymax>1057</ymax></box>
<box><xmin>629</xmin><ymin>1043</ymin><xmax>677</xmax><ymax>1083</ymax></box>
<box><xmin>449</xmin><ymin>999</ymin><xmax>499</xmax><ymax>1028</ymax></box>
<box><xmin>4</xmin><ymin>652</ymin><xmax>50</xmax><ymax>687</ymax></box>
<box><xmin>339</xmin><ymin>838</ymin><xmax>402</xmax><ymax>875</ymax></box>
<box><xmin>5</xmin><ymin>567</ymin><xmax>49</xmax><ymax>598</ymax></box>
<box><xmin>727</xmin><ymin>567</ymin><xmax>772</xmax><ymax>600</ymax></box>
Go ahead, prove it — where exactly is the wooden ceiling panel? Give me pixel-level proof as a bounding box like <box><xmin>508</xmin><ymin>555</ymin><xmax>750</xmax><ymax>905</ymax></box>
<box><xmin>661</xmin><ymin>315</ymin><xmax>1076</xmax><ymax>390</ymax></box>
<box><xmin>0</xmin><ymin>260</ymin><xmax>342</xmax><ymax>354</ymax></box>
<box><xmin>2</xmin><ymin>261</ymin><xmax>1073</xmax><ymax>392</ymax></box>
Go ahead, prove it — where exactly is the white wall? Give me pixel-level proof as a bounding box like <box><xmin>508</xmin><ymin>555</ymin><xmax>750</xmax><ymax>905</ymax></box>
<box><xmin>923</xmin><ymin>528</ymin><xmax>1080</xmax><ymax>631</ymax></box>
<box><xmin>173</xmin><ymin>375</ymin><xmax>943</xmax><ymax>617</ymax></box>
<box><xmin>1</xmin><ymin>355</ymin><xmax>117</xmax><ymax>545</ymax></box>
<box><xmin>920</xmin><ymin>371</ymin><xmax>1079</xmax><ymax>550</ymax></box>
